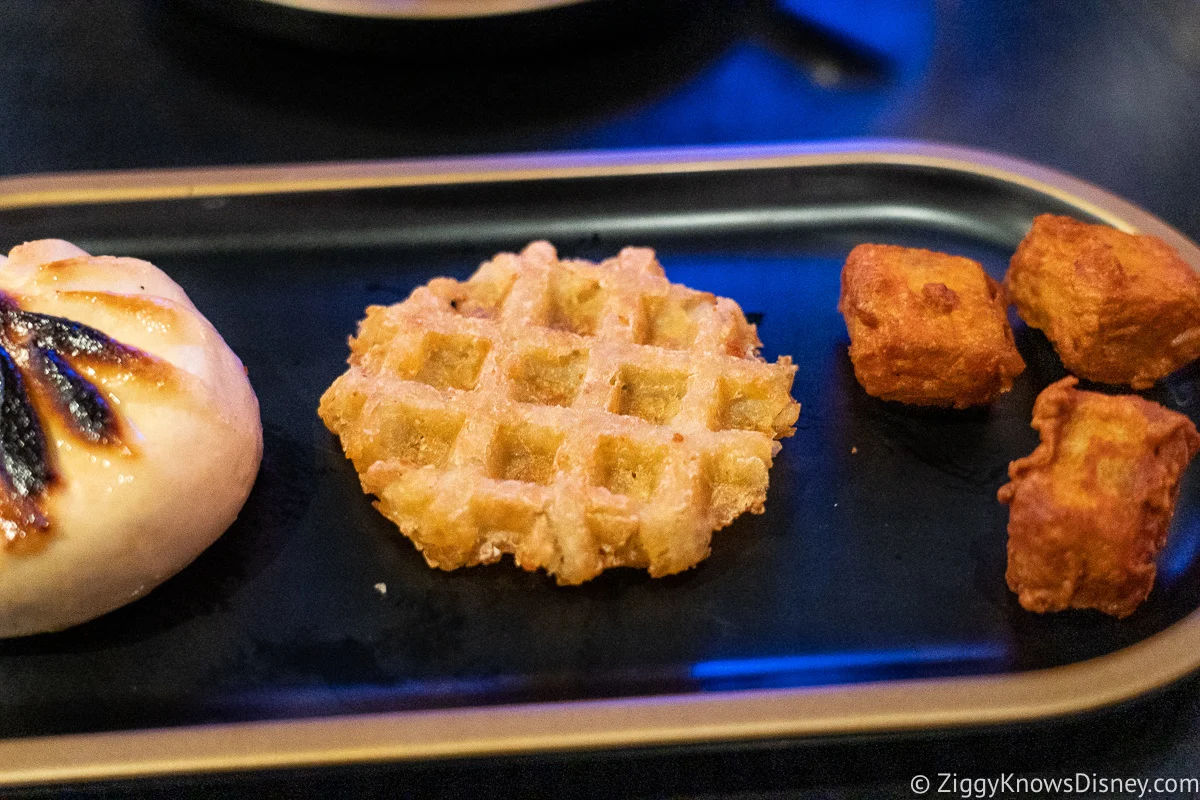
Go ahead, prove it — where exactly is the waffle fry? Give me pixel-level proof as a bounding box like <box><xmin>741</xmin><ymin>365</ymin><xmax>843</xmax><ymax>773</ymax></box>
<box><xmin>319</xmin><ymin>242</ymin><xmax>800</xmax><ymax>585</ymax></box>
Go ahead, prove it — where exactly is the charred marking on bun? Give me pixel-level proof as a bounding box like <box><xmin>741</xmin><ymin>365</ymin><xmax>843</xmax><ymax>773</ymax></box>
<box><xmin>0</xmin><ymin>292</ymin><xmax>167</xmax><ymax>552</ymax></box>
<box><xmin>32</xmin><ymin>347</ymin><xmax>125</xmax><ymax>445</ymax></box>
<box><xmin>0</xmin><ymin>348</ymin><xmax>52</xmax><ymax>497</ymax></box>
<box><xmin>0</xmin><ymin>346</ymin><xmax>53</xmax><ymax>552</ymax></box>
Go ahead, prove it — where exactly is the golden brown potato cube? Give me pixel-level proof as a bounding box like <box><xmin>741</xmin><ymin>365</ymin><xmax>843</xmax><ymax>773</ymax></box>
<box><xmin>998</xmin><ymin>377</ymin><xmax>1200</xmax><ymax>618</ymax></box>
<box><xmin>838</xmin><ymin>243</ymin><xmax>1025</xmax><ymax>408</ymax></box>
<box><xmin>1006</xmin><ymin>214</ymin><xmax>1200</xmax><ymax>389</ymax></box>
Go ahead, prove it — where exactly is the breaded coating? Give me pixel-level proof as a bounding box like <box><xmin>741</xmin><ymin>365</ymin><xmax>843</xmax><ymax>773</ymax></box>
<box><xmin>998</xmin><ymin>377</ymin><xmax>1200</xmax><ymax>618</ymax></box>
<box><xmin>1007</xmin><ymin>214</ymin><xmax>1200</xmax><ymax>389</ymax></box>
<box><xmin>319</xmin><ymin>242</ymin><xmax>800</xmax><ymax>585</ymax></box>
<box><xmin>838</xmin><ymin>244</ymin><xmax>1025</xmax><ymax>408</ymax></box>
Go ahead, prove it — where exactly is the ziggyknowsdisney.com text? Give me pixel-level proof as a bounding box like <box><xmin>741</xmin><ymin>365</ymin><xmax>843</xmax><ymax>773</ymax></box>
<box><xmin>910</xmin><ymin>772</ymin><xmax>1200</xmax><ymax>797</ymax></box>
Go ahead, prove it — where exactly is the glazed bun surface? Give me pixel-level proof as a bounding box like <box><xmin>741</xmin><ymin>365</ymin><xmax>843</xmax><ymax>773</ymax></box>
<box><xmin>0</xmin><ymin>240</ymin><xmax>262</xmax><ymax>638</ymax></box>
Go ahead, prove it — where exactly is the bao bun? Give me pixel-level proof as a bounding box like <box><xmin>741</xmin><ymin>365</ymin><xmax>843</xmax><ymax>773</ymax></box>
<box><xmin>0</xmin><ymin>240</ymin><xmax>262</xmax><ymax>638</ymax></box>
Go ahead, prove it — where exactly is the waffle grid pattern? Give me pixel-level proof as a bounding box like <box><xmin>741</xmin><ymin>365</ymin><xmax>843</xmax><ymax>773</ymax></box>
<box><xmin>320</xmin><ymin>242</ymin><xmax>800</xmax><ymax>584</ymax></box>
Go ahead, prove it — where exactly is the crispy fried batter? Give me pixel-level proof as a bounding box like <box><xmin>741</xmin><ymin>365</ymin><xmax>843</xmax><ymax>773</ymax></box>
<box><xmin>838</xmin><ymin>244</ymin><xmax>1025</xmax><ymax>408</ymax></box>
<box><xmin>1006</xmin><ymin>214</ymin><xmax>1200</xmax><ymax>389</ymax></box>
<box><xmin>997</xmin><ymin>377</ymin><xmax>1200</xmax><ymax>618</ymax></box>
<box><xmin>319</xmin><ymin>241</ymin><xmax>800</xmax><ymax>585</ymax></box>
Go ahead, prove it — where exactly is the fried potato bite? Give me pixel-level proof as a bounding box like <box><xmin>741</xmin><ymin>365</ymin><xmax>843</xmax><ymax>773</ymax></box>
<box><xmin>838</xmin><ymin>244</ymin><xmax>1025</xmax><ymax>408</ymax></box>
<box><xmin>319</xmin><ymin>242</ymin><xmax>798</xmax><ymax>585</ymax></box>
<box><xmin>998</xmin><ymin>377</ymin><xmax>1200</xmax><ymax>618</ymax></box>
<box><xmin>1006</xmin><ymin>214</ymin><xmax>1200</xmax><ymax>389</ymax></box>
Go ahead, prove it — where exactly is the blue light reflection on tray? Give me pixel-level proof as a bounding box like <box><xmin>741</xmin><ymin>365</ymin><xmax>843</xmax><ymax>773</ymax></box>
<box><xmin>220</xmin><ymin>642</ymin><xmax>1011</xmax><ymax>721</ymax></box>
<box><xmin>224</xmin><ymin>642</ymin><xmax>1011</xmax><ymax>720</ymax></box>
<box><xmin>692</xmin><ymin>642</ymin><xmax>1010</xmax><ymax>692</ymax></box>
<box><xmin>1161</xmin><ymin>488</ymin><xmax>1200</xmax><ymax>586</ymax></box>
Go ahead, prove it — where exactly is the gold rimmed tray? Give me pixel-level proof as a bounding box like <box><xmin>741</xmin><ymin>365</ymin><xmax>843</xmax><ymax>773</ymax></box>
<box><xmin>1</xmin><ymin>140</ymin><xmax>1199</xmax><ymax>787</ymax></box>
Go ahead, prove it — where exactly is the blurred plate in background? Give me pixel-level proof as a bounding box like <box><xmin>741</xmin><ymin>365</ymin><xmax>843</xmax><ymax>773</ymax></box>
<box><xmin>248</xmin><ymin>0</ymin><xmax>599</xmax><ymax>18</ymax></box>
<box><xmin>176</xmin><ymin>0</ymin><xmax>693</xmax><ymax>56</ymax></box>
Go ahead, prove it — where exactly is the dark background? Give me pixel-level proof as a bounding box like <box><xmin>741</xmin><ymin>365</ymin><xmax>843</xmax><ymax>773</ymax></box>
<box><xmin>3</xmin><ymin>0</ymin><xmax>1200</xmax><ymax>797</ymax></box>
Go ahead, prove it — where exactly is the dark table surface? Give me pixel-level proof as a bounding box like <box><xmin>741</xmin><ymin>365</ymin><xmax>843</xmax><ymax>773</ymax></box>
<box><xmin>4</xmin><ymin>0</ymin><xmax>1200</xmax><ymax>797</ymax></box>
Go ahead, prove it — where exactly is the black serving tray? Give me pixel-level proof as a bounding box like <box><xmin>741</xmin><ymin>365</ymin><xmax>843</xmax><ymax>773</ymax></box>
<box><xmin>2</xmin><ymin>141</ymin><xmax>1200</xmax><ymax>785</ymax></box>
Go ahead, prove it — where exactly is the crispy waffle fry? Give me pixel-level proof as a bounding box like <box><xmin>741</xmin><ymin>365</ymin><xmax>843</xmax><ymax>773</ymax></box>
<box><xmin>319</xmin><ymin>242</ymin><xmax>800</xmax><ymax>585</ymax></box>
